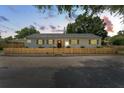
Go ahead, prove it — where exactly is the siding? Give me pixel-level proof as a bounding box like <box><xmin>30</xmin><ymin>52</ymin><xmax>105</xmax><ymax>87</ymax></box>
<box><xmin>25</xmin><ymin>38</ymin><xmax>101</xmax><ymax>48</ymax></box>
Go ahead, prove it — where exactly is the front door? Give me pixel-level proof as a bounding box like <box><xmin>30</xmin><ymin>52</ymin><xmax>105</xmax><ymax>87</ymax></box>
<box><xmin>57</xmin><ymin>40</ymin><xmax>62</xmax><ymax>48</ymax></box>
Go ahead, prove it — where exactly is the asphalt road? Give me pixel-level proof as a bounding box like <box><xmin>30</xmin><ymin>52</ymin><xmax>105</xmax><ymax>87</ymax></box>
<box><xmin>0</xmin><ymin>56</ymin><xmax>124</xmax><ymax>88</ymax></box>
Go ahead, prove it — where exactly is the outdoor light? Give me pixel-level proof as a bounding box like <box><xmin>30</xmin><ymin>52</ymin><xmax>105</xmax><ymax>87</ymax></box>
<box><xmin>65</xmin><ymin>41</ymin><xmax>69</xmax><ymax>47</ymax></box>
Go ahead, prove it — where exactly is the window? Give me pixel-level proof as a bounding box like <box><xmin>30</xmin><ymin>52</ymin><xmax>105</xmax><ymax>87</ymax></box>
<box><xmin>97</xmin><ymin>40</ymin><xmax>99</xmax><ymax>45</ymax></box>
<box><xmin>27</xmin><ymin>40</ymin><xmax>31</xmax><ymax>43</ymax></box>
<box><xmin>71</xmin><ymin>40</ymin><xmax>79</xmax><ymax>45</ymax></box>
<box><xmin>89</xmin><ymin>39</ymin><xmax>97</xmax><ymax>45</ymax></box>
<box><xmin>48</xmin><ymin>40</ymin><xmax>53</xmax><ymax>45</ymax></box>
<box><xmin>37</xmin><ymin>40</ymin><xmax>44</xmax><ymax>45</ymax></box>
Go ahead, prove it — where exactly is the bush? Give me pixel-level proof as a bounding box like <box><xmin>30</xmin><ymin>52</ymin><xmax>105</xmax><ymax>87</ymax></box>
<box><xmin>25</xmin><ymin>46</ymin><xmax>28</xmax><ymax>48</ymax></box>
<box><xmin>39</xmin><ymin>46</ymin><xmax>44</xmax><ymax>48</ymax></box>
<box><xmin>111</xmin><ymin>35</ymin><xmax>124</xmax><ymax>45</ymax></box>
<box><xmin>80</xmin><ymin>46</ymin><xmax>85</xmax><ymax>48</ymax></box>
<box><xmin>66</xmin><ymin>46</ymin><xmax>71</xmax><ymax>48</ymax></box>
<box><xmin>113</xmin><ymin>39</ymin><xmax>124</xmax><ymax>45</ymax></box>
<box><xmin>0</xmin><ymin>47</ymin><xmax>3</xmax><ymax>50</ymax></box>
<box><xmin>96</xmin><ymin>46</ymin><xmax>102</xmax><ymax>48</ymax></box>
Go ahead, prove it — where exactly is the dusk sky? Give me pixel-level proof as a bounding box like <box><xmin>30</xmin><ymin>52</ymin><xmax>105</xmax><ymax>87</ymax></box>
<box><xmin>0</xmin><ymin>5</ymin><xmax>123</xmax><ymax>38</ymax></box>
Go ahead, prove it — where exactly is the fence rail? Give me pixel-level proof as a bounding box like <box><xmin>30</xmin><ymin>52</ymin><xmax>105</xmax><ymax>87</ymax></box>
<box><xmin>111</xmin><ymin>46</ymin><xmax>124</xmax><ymax>50</ymax></box>
<box><xmin>0</xmin><ymin>43</ymin><xmax>24</xmax><ymax>48</ymax></box>
<box><xmin>4</xmin><ymin>48</ymin><xmax>117</xmax><ymax>56</ymax></box>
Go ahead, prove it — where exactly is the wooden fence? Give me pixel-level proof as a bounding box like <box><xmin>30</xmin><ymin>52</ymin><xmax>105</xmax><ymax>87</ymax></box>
<box><xmin>111</xmin><ymin>46</ymin><xmax>124</xmax><ymax>50</ymax></box>
<box><xmin>4</xmin><ymin>48</ymin><xmax>117</xmax><ymax>56</ymax></box>
<box><xmin>0</xmin><ymin>43</ymin><xmax>24</xmax><ymax>48</ymax></box>
<box><xmin>4</xmin><ymin>43</ymin><xmax>24</xmax><ymax>48</ymax></box>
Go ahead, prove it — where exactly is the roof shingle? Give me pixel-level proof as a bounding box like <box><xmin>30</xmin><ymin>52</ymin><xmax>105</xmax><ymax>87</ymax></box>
<box><xmin>26</xmin><ymin>33</ymin><xmax>101</xmax><ymax>39</ymax></box>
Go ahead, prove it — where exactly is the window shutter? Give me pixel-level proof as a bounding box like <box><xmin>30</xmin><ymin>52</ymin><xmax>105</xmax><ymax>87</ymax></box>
<box><xmin>89</xmin><ymin>40</ymin><xmax>91</xmax><ymax>45</ymax></box>
<box><xmin>43</xmin><ymin>40</ymin><xmax>44</xmax><ymax>44</ymax></box>
<box><xmin>47</xmin><ymin>40</ymin><xmax>48</xmax><ymax>44</ymax></box>
<box><xmin>69</xmin><ymin>40</ymin><xmax>71</xmax><ymax>44</ymax></box>
<box><xmin>97</xmin><ymin>40</ymin><xmax>99</xmax><ymax>45</ymax></box>
<box><xmin>53</xmin><ymin>40</ymin><xmax>54</xmax><ymax>44</ymax></box>
<box><xmin>77</xmin><ymin>40</ymin><xmax>79</xmax><ymax>44</ymax></box>
<box><xmin>36</xmin><ymin>40</ymin><xmax>38</xmax><ymax>44</ymax></box>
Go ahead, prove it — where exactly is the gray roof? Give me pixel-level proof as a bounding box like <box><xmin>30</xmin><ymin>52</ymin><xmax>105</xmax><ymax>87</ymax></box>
<box><xmin>26</xmin><ymin>33</ymin><xmax>101</xmax><ymax>39</ymax></box>
<box><xmin>8</xmin><ymin>39</ymin><xmax>26</xmax><ymax>43</ymax></box>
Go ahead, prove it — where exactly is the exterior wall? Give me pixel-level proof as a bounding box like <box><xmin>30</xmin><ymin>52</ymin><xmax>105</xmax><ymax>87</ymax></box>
<box><xmin>78</xmin><ymin>39</ymin><xmax>101</xmax><ymax>48</ymax></box>
<box><xmin>25</xmin><ymin>39</ymin><xmax>37</xmax><ymax>48</ymax></box>
<box><xmin>25</xmin><ymin>38</ymin><xmax>101</xmax><ymax>48</ymax></box>
<box><xmin>64</xmin><ymin>38</ymin><xmax>101</xmax><ymax>48</ymax></box>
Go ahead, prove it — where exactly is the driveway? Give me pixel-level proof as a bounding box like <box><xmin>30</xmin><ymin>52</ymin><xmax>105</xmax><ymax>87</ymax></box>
<box><xmin>0</xmin><ymin>56</ymin><xmax>124</xmax><ymax>88</ymax></box>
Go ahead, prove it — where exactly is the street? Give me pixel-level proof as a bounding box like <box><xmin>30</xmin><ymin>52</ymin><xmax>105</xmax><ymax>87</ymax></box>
<box><xmin>0</xmin><ymin>56</ymin><xmax>124</xmax><ymax>87</ymax></box>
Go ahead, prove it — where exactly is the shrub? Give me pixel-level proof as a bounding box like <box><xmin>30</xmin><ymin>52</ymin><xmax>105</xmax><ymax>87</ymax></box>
<box><xmin>39</xmin><ymin>46</ymin><xmax>44</xmax><ymax>48</ymax></box>
<box><xmin>113</xmin><ymin>39</ymin><xmax>124</xmax><ymax>45</ymax></box>
<box><xmin>80</xmin><ymin>46</ymin><xmax>85</xmax><ymax>48</ymax></box>
<box><xmin>25</xmin><ymin>46</ymin><xmax>28</xmax><ymax>48</ymax></box>
<box><xmin>0</xmin><ymin>47</ymin><xmax>3</xmax><ymax>50</ymax></box>
<box><xmin>96</xmin><ymin>46</ymin><xmax>102</xmax><ymax>48</ymax></box>
<box><xmin>66</xmin><ymin>46</ymin><xmax>71</xmax><ymax>48</ymax></box>
<box><xmin>111</xmin><ymin>35</ymin><xmax>124</xmax><ymax>45</ymax></box>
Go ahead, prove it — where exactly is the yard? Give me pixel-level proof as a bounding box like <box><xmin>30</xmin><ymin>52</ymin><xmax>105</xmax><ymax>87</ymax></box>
<box><xmin>0</xmin><ymin>56</ymin><xmax>124</xmax><ymax>87</ymax></box>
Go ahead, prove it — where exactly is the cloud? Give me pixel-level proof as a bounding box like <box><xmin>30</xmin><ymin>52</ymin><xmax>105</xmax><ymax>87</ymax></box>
<box><xmin>40</xmin><ymin>26</ymin><xmax>46</xmax><ymax>30</ymax></box>
<box><xmin>0</xmin><ymin>24</ymin><xmax>14</xmax><ymax>31</ymax></box>
<box><xmin>56</xmin><ymin>30</ymin><xmax>64</xmax><ymax>32</ymax></box>
<box><xmin>57</xmin><ymin>25</ymin><xmax>61</xmax><ymax>28</ymax></box>
<box><xmin>65</xmin><ymin>10</ymin><xmax>78</xmax><ymax>21</ymax></box>
<box><xmin>29</xmin><ymin>25</ymin><xmax>35</xmax><ymax>28</ymax></box>
<box><xmin>103</xmin><ymin>16</ymin><xmax>113</xmax><ymax>32</ymax></box>
<box><xmin>43</xmin><ymin>17</ymin><xmax>48</xmax><ymax>19</ymax></box>
<box><xmin>7</xmin><ymin>6</ymin><xmax>17</xmax><ymax>13</ymax></box>
<box><xmin>43</xmin><ymin>12</ymin><xmax>56</xmax><ymax>19</ymax></box>
<box><xmin>65</xmin><ymin>15</ymin><xmax>75</xmax><ymax>22</ymax></box>
<box><xmin>48</xmin><ymin>12</ymin><xmax>55</xmax><ymax>18</ymax></box>
<box><xmin>33</xmin><ymin>22</ymin><xmax>39</xmax><ymax>27</ymax></box>
<box><xmin>65</xmin><ymin>15</ymin><xmax>72</xmax><ymax>21</ymax></box>
<box><xmin>33</xmin><ymin>22</ymin><xmax>46</xmax><ymax>30</ymax></box>
<box><xmin>0</xmin><ymin>16</ymin><xmax>9</xmax><ymax>22</ymax></box>
<box><xmin>49</xmin><ymin>25</ymin><xmax>56</xmax><ymax>30</ymax></box>
<box><xmin>51</xmin><ymin>29</ymin><xmax>64</xmax><ymax>33</ymax></box>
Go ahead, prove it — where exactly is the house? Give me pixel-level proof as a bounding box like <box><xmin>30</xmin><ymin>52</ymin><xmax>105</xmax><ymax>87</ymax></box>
<box><xmin>25</xmin><ymin>33</ymin><xmax>101</xmax><ymax>48</ymax></box>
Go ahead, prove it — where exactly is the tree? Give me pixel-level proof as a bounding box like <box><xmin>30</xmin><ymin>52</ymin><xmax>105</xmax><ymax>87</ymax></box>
<box><xmin>110</xmin><ymin>30</ymin><xmax>124</xmax><ymax>45</ymax></box>
<box><xmin>35</xmin><ymin>5</ymin><xmax>124</xmax><ymax>20</ymax></box>
<box><xmin>66</xmin><ymin>14</ymin><xmax>108</xmax><ymax>41</ymax></box>
<box><xmin>110</xmin><ymin>35</ymin><xmax>124</xmax><ymax>45</ymax></box>
<box><xmin>15</xmin><ymin>26</ymin><xmax>40</xmax><ymax>39</ymax></box>
<box><xmin>4</xmin><ymin>36</ymin><xmax>13</xmax><ymax>43</ymax></box>
<box><xmin>4</xmin><ymin>36</ymin><xmax>13</xmax><ymax>41</ymax></box>
<box><xmin>118</xmin><ymin>30</ymin><xmax>124</xmax><ymax>35</ymax></box>
<box><xmin>66</xmin><ymin>23</ymin><xmax>75</xmax><ymax>33</ymax></box>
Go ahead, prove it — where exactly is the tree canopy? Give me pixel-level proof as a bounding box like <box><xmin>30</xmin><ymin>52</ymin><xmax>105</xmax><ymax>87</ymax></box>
<box><xmin>110</xmin><ymin>30</ymin><xmax>124</xmax><ymax>45</ymax></box>
<box><xmin>117</xmin><ymin>30</ymin><xmax>124</xmax><ymax>35</ymax></box>
<box><xmin>110</xmin><ymin>35</ymin><xmax>124</xmax><ymax>45</ymax></box>
<box><xmin>66</xmin><ymin>14</ymin><xmax>107</xmax><ymax>40</ymax></box>
<box><xmin>35</xmin><ymin>5</ymin><xmax>124</xmax><ymax>19</ymax></box>
<box><xmin>15</xmin><ymin>26</ymin><xmax>40</xmax><ymax>39</ymax></box>
<box><xmin>4</xmin><ymin>36</ymin><xmax>13</xmax><ymax>42</ymax></box>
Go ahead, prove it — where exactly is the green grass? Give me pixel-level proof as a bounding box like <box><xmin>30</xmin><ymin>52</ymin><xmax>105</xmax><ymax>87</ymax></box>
<box><xmin>0</xmin><ymin>50</ymin><xmax>3</xmax><ymax>53</ymax></box>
